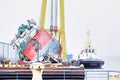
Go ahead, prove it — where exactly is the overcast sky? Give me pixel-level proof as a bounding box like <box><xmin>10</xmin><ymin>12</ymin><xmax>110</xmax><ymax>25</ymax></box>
<box><xmin>0</xmin><ymin>0</ymin><xmax>120</xmax><ymax>69</ymax></box>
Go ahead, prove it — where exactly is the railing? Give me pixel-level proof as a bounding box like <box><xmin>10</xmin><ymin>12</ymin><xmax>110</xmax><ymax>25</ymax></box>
<box><xmin>0</xmin><ymin>69</ymin><xmax>120</xmax><ymax>80</ymax></box>
<box><xmin>0</xmin><ymin>69</ymin><xmax>31</xmax><ymax>80</ymax></box>
<box><xmin>85</xmin><ymin>69</ymin><xmax>120</xmax><ymax>80</ymax></box>
<box><xmin>0</xmin><ymin>42</ymin><xmax>17</xmax><ymax>63</ymax></box>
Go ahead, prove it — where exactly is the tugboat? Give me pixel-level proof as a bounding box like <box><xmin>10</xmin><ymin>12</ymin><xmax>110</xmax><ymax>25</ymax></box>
<box><xmin>78</xmin><ymin>30</ymin><xmax>104</xmax><ymax>69</ymax></box>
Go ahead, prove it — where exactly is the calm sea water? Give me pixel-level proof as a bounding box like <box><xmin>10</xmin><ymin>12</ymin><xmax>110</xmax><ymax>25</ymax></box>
<box><xmin>103</xmin><ymin>56</ymin><xmax>120</xmax><ymax>70</ymax></box>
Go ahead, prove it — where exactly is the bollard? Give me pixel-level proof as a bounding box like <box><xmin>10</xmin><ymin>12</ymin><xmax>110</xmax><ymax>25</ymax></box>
<box><xmin>109</xmin><ymin>72</ymin><xmax>119</xmax><ymax>80</ymax></box>
<box><xmin>30</xmin><ymin>63</ymin><xmax>45</xmax><ymax>80</ymax></box>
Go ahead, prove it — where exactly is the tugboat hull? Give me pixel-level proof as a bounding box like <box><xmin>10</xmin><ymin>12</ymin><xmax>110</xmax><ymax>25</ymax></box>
<box><xmin>78</xmin><ymin>59</ymin><xmax>104</xmax><ymax>69</ymax></box>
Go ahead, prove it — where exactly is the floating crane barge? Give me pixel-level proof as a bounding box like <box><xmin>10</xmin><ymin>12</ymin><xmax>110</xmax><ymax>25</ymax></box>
<box><xmin>0</xmin><ymin>0</ymin><xmax>85</xmax><ymax>80</ymax></box>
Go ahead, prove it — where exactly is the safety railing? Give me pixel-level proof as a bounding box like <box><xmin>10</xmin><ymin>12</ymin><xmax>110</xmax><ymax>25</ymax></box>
<box><xmin>85</xmin><ymin>69</ymin><xmax>120</xmax><ymax>80</ymax></box>
<box><xmin>0</xmin><ymin>42</ymin><xmax>17</xmax><ymax>63</ymax></box>
<box><xmin>0</xmin><ymin>69</ymin><xmax>120</xmax><ymax>80</ymax></box>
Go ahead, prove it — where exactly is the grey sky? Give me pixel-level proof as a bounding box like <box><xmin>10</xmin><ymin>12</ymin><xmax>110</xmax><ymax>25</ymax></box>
<box><xmin>0</xmin><ymin>0</ymin><xmax>120</xmax><ymax>69</ymax></box>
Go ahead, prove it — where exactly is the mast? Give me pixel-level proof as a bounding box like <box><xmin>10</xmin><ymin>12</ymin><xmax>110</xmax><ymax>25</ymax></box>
<box><xmin>86</xmin><ymin>30</ymin><xmax>91</xmax><ymax>48</ymax></box>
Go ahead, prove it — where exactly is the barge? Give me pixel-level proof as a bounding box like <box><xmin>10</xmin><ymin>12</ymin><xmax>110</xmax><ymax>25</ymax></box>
<box><xmin>0</xmin><ymin>64</ymin><xmax>85</xmax><ymax>80</ymax></box>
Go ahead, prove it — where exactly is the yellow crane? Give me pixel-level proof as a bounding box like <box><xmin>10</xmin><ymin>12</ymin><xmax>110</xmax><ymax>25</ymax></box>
<box><xmin>38</xmin><ymin>0</ymin><xmax>67</xmax><ymax>61</ymax></box>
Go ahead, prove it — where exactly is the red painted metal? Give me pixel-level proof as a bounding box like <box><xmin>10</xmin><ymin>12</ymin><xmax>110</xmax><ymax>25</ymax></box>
<box><xmin>24</xmin><ymin>28</ymin><xmax>52</xmax><ymax>61</ymax></box>
<box><xmin>54</xmin><ymin>26</ymin><xmax>58</xmax><ymax>33</ymax></box>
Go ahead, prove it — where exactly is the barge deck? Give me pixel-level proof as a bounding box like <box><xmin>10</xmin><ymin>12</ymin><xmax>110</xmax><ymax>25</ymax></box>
<box><xmin>0</xmin><ymin>65</ymin><xmax>85</xmax><ymax>80</ymax></box>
